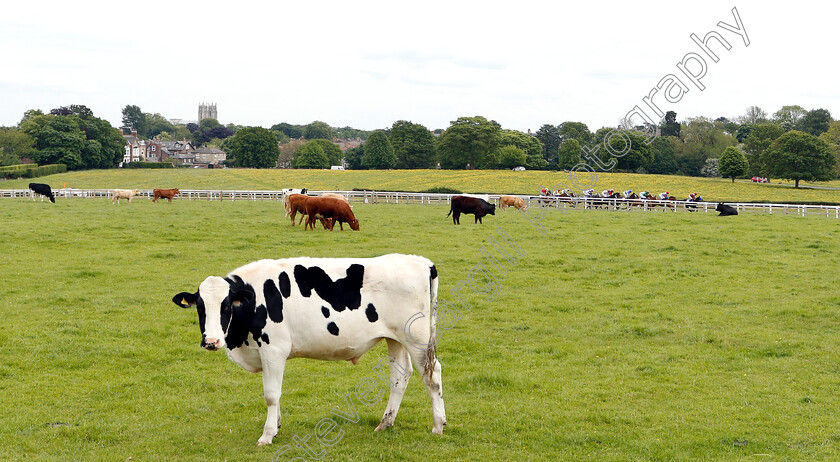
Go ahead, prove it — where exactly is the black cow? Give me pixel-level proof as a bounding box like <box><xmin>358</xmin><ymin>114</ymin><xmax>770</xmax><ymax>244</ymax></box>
<box><xmin>446</xmin><ymin>195</ymin><xmax>496</xmax><ymax>224</ymax></box>
<box><xmin>29</xmin><ymin>183</ymin><xmax>55</xmax><ymax>203</ymax></box>
<box><xmin>716</xmin><ymin>203</ymin><xmax>738</xmax><ymax>216</ymax></box>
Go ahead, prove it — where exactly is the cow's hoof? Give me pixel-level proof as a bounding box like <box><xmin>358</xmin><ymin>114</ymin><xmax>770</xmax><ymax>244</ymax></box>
<box><xmin>257</xmin><ymin>441</ymin><xmax>270</xmax><ymax>446</ymax></box>
<box><xmin>374</xmin><ymin>422</ymin><xmax>392</xmax><ymax>432</ymax></box>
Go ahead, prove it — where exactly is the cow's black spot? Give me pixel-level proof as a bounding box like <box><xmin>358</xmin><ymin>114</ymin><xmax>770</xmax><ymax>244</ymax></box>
<box><xmin>294</xmin><ymin>264</ymin><xmax>364</xmax><ymax>312</ymax></box>
<box><xmin>264</xmin><ymin>279</ymin><xmax>284</xmax><ymax>323</ymax></box>
<box><xmin>365</xmin><ymin>303</ymin><xmax>379</xmax><ymax>323</ymax></box>
<box><xmin>261</xmin><ymin>333</ymin><xmax>270</xmax><ymax>344</ymax></box>
<box><xmin>327</xmin><ymin>322</ymin><xmax>340</xmax><ymax>336</ymax></box>
<box><xmin>221</xmin><ymin>275</ymin><xmax>266</xmax><ymax>350</ymax></box>
<box><xmin>321</xmin><ymin>306</ymin><xmax>331</xmax><ymax>318</ymax></box>
<box><xmin>278</xmin><ymin>272</ymin><xmax>291</xmax><ymax>298</ymax></box>
<box><xmin>430</xmin><ymin>265</ymin><xmax>438</xmax><ymax>280</ymax></box>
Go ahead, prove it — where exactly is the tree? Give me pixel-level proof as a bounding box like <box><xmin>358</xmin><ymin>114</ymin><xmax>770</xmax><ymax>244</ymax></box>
<box><xmin>500</xmin><ymin>129</ymin><xmax>545</xmax><ymax>170</ymax></box>
<box><xmin>271</xmin><ymin>122</ymin><xmax>304</xmax><ymax>139</ymax></box>
<box><xmin>592</xmin><ymin>128</ymin><xmax>653</xmax><ymax>172</ymax></box>
<box><xmin>310</xmin><ymin>139</ymin><xmax>342</xmax><ymax>166</ymax></box>
<box><xmin>772</xmin><ymin>105</ymin><xmax>807</xmax><ymax>131</ymax></box>
<box><xmin>361</xmin><ymin>131</ymin><xmax>397</xmax><ymax>169</ymax></box>
<box><xmin>436</xmin><ymin>116</ymin><xmax>502</xmax><ymax>169</ymax></box>
<box><xmin>819</xmin><ymin>121</ymin><xmax>840</xmax><ymax>178</ymax></box>
<box><xmin>226</xmin><ymin>127</ymin><xmax>280</xmax><ymax>168</ymax></box>
<box><xmin>737</xmin><ymin>105</ymin><xmax>768</xmax><ymax>125</ymax></box>
<box><xmin>293</xmin><ymin>141</ymin><xmax>330</xmax><ymax>169</ymax></box>
<box><xmin>497</xmin><ymin>146</ymin><xmax>526</xmax><ymax>169</ymax></box>
<box><xmin>556</xmin><ymin>139</ymin><xmax>581</xmax><ymax>170</ymax></box>
<box><xmin>659</xmin><ymin>111</ymin><xmax>681</xmax><ymax>138</ymax></box>
<box><xmin>304</xmin><ymin>121</ymin><xmax>333</xmax><ymax>140</ymax></box>
<box><xmin>718</xmin><ymin>146</ymin><xmax>749</xmax><ymax>182</ymax></box>
<box><xmin>796</xmin><ymin>108</ymin><xmax>832</xmax><ymax>136</ymax></box>
<box><xmin>121</xmin><ymin>105</ymin><xmax>147</xmax><ymax>135</ymax></box>
<box><xmin>763</xmin><ymin>130</ymin><xmax>835</xmax><ymax>188</ymax></box>
<box><xmin>35</xmin><ymin>115</ymin><xmax>86</xmax><ymax>169</ymax></box>
<box><xmin>647</xmin><ymin>137</ymin><xmax>678</xmax><ymax>174</ymax></box>
<box><xmin>535</xmin><ymin>124</ymin><xmax>561</xmax><ymax>165</ymax></box>
<box><xmin>558</xmin><ymin>121</ymin><xmax>593</xmax><ymax>145</ymax></box>
<box><xmin>672</xmin><ymin>117</ymin><xmax>737</xmax><ymax>176</ymax></box>
<box><xmin>344</xmin><ymin>145</ymin><xmax>364</xmax><ymax>170</ymax></box>
<box><xmin>0</xmin><ymin>127</ymin><xmax>36</xmax><ymax>165</ymax></box>
<box><xmin>389</xmin><ymin>120</ymin><xmax>436</xmax><ymax>169</ymax></box>
<box><xmin>145</xmin><ymin>113</ymin><xmax>175</xmax><ymax>139</ymax></box>
<box><xmin>742</xmin><ymin>123</ymin><xmax>784</xmax><ymax>176</ymax></box>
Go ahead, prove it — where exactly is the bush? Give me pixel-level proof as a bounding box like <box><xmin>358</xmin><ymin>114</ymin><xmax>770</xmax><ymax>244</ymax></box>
<box><xmin>0</xmin><ymin>163</ymin><xmax>37</xmax><ymax>177</ymax></box>
<box><xmin>0</xmin><ymin>164</ymin><xmax>67</xmax><ymax>178</ymax></box>
<box><xmin>124</xmin><ymin>161</ymin><xmax>174</xmax><ymax>169</ymax></box>
<box><xmin>422</xmin><ymin>186</ymin><xmax>462</xmax><ymax>194</ymax></box>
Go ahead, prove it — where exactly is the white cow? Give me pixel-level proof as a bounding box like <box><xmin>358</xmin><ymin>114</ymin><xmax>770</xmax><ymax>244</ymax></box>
<box><xmin>112</xmin><ymin>189</ymin><xmax>140</xmax><ymax>204</ymax></box>
<box><xmin>173</xmin><ymin>254</ymin><xmax>446</xmax><ymax>445</ymax></box>
<box><xmin>320</xmin><ymin>192</ymin><xmax>350</xmax><ymax>204</ymax></box>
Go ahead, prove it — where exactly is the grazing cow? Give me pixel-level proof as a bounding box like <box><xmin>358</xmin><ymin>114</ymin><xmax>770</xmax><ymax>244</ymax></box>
<box><xmin>499</xmin><ymin>195</ymin><xmax>527</xmax><ymax>211</ymax></box>
<box><xmin>172</xmin><ymin>254</ymin><xmax>446</xmax><ymax>445</ymax></box>
<box><xmin>112</xmin><ymin>189</ymin><xmax>140</xmax><ymax>204</ymax></box>
<box><xmin>305</xmin><ymin>196</ymin><xmax>360</xmax><ymax>231</ymax></box>
<box><xmin>716</xmin><ymin>203</ymin><xmax>738</xmax><ymax>216</ymax></box>
<box><xmin>446</xmin><ymin>195</ymin><xmax>495</xmax><ymax>224</ymax></box>
<box><xmin>284</xmin><ymin>194</ymin><xmax>328</xmax><ymax>229</ymax></box>
<box><xmin>29</xmin><ymin>183</ymin><xmax>55</xmax><ymax>203</ymax></box>
<box><xmin>152</xmin><ymin>188</ymin><xmax>180</xmax><ymax>203</ymax></box>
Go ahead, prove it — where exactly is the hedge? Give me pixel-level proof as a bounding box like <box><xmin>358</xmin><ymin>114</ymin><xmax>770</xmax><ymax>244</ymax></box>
<box><xmin>124</xmin><ymin>161</ymin><xmax>174</xmax><ymax>169</ymax></box>
<box><xmin>2</xmin><ymin>164</ymin><xmax>67</xmax><ymax>179</ymax></box>
<box><xmin>0</xmin><ymin>163</ymin><xmax>36</xmax><ymax>174</ymax></box>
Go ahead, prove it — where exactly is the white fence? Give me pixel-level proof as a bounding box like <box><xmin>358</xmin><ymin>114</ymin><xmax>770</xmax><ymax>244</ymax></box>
<box><xmin>2</xmin><ymin>188</ymin><xmax>838</xmax><ymax>218</ymax></box>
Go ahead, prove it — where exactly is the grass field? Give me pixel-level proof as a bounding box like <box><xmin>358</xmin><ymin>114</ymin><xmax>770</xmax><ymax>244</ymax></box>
<box><xmin>1</xmin><ymin>185</ymin><xmax>839</xmax><ymax>460</ymax></box>
<box><xmin>2</xmin><ymin>168</ymin><xmax>840</xmax><ymax>204</ymax></box>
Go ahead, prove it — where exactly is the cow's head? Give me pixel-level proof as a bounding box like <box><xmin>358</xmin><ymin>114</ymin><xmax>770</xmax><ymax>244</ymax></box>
<box><xmin>715</xmin><ymin>203</ymin><xmax>724</xmax><ymax>211</ymax></box>
<box><xmin>174</xmin><ymin>188</ymin><xmax>181</xmax><ymax>194</ymax></box>
<box><xmin>488</xmin><ymin>204</ymin><xmax>496</xmax><ymax>215</ymax></box>
<box><xmin>349</xmin><ymin>218</ymin><xmax>360</xmax><ymax>231</ymax></box>
<box><xmin>173</xmin><ymin>276</ymin><xmax>255</xmax><ymax>351</ymax></box>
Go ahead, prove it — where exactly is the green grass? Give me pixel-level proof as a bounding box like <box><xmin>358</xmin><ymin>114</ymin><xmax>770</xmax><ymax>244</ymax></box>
<box><xmin>2</xmin><ymin>168</ymin><xmax>839</xmax><ymax>204</ymax></box>
<box><xmin>2</xmin><ymin>194</ymin><xmax>840</xmax><ymax>460</ymax></box>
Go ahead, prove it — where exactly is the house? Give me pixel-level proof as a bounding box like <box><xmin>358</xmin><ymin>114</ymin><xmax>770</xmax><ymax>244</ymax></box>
<box><xmin>192</xmin><ymin>147</ymin><xmax>227</xmax><ymax>166</ymax></box>
<box><xmin>162</xmin><ymin>139</ymin><xmax>196</xmax><ymax>165</ymax></box>
<box><xmin>122</xmin><ymin>130</ymin><xmax>147</xmax><ymax>164</ymax></box>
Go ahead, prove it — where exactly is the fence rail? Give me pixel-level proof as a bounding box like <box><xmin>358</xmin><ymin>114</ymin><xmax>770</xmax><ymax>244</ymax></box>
<box><xmin>2</xmin><ymin>188</ymin><xmax>838</xmax><ymax>218</ymax></box>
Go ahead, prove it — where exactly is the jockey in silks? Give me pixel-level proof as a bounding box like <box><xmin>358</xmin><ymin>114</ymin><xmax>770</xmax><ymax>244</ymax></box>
<box><xmin>540</xmin><ymin>188</ymin><xmax>548</xmax><ymax>196</ymax></box>
<box><xmin>583</xmin><ymin>188</ymin><xmax>595</xmax><ymax>197</ymax></box>
<box><xmin>640</xmin><ymin>191</ymin><xmax>652</xmax><ymax>199</ymax></box>
<box><xmin>658</xmin><ymin>191</ymin><xmax>670</xmax><ymax>200</ymax></box>
<box><xmin>689</xmin><ymin>193</ymin><xmax>703</xmax><ymax>202</ymax></box>
<box><xmin>560</xmin><ymin>189</ymin><xmax>572</xmax><ymax>196</ymax></box>
<box><xmin>601</xmin><ymin>188</ymin><xmax>615</xmax><ymax>197</ymax></box>
<box><xmin>622</xmin><ymin>190</ymin><xmax>634</xmax><ymax>199</ymax></box>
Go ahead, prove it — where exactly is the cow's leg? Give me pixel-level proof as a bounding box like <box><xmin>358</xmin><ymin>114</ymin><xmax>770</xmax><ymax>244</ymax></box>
<box><xmin>375</xmin><ymin>339</ymin><xmax>413</xmax><ymax>432</ymax></box>
<box><xmin>406</xmin><ymin>345</ymin><xmax>446</xmax><ymax>434</ymax></box>
<box><xmin>258</xmin><ymin>352</ymin><xmax>288</xmax><ymax>446</ymax></box>
<box><xmin>290</xmin><ymin>211</ymin><xmax>296</xmax><ymax>226</ymax></box>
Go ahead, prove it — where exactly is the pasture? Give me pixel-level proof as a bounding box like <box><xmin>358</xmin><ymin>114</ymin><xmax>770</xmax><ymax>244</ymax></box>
<box><xmin>1</xmin><ymin>191</ymin><xmax>839</xmax><ymax>460</ymax></box>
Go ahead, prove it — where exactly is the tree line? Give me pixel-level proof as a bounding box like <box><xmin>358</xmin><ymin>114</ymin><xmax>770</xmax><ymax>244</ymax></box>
<box><xmin>2</xmin><ymin>104</ymin><xmax>837</xmax><ymax>187</ymax></box>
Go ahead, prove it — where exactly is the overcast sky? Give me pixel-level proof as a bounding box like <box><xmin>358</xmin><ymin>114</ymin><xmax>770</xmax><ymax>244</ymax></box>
<box><xmin>1</xmin><ymin>1</ymin><xmax>837</xmax><ymax>133</ymax></box>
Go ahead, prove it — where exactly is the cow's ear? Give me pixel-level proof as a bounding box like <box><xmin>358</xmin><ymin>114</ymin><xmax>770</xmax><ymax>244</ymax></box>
<box><xmin>230</xmin><ymin>289</ymin><xmax>254</xmax><ymax>309</ymax></box>
<box><xmin>173</xmin><ymin>292</ymin><xmax>198</xmax><ymax>308</ymax></box>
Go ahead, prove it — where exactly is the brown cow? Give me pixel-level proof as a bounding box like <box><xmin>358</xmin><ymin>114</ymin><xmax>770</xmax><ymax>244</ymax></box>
<box><xmin>286</xmin><ymin>194</ymin><xmax>329</xmax><ymax>228</ymax></box>
<box><xmin>499</xmin><ymin>195</ymin><xmax>527</xmax><ymax>211</ymax></box>
<box><xmin>304</xmin><ymin>197</ymin><xmax>360</xmax><ymax>231</ymax></box>
<box><xmin>152</xmin><ymin>188</ymin><xmax>180</xmax><ymax>203</ymax></box>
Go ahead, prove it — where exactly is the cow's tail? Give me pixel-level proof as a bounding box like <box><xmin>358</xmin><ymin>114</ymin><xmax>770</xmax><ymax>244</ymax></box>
<box><xmin>283</xmin><ymin>196</ymin><xmax>292</xmax><ymax>218</ymax></box>
<box><xmin>425</xmin><ymin>264</ymin><xmax>439</xmax><ymax>380</ymax></box>
<box><xmin>445</xmin><ymin>207</ymin><xmax>452</xmax><ymax>218</ymax></box>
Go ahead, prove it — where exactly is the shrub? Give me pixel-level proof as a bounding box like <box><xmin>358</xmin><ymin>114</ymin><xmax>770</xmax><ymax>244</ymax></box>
<box><xmin>124</xmin><ymin>161</ymin><xmax>174</xmax><ymax>169</ymax></box>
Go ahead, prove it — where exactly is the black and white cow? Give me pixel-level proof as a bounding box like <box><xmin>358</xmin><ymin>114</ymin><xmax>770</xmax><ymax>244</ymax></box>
<box><xmin>716</xmin><ymin>203</ymin><xmax>738</xmax><ymax>216</ymax></box>
<box><xmin>172</xmin><ymin>254</ymin><xmax>446</xmax><ymax>445</ymax></box>
<box><xmin>29</xmin><ymin>182</ymin><xmax>55</xmax><ymax>203</ymax></box>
